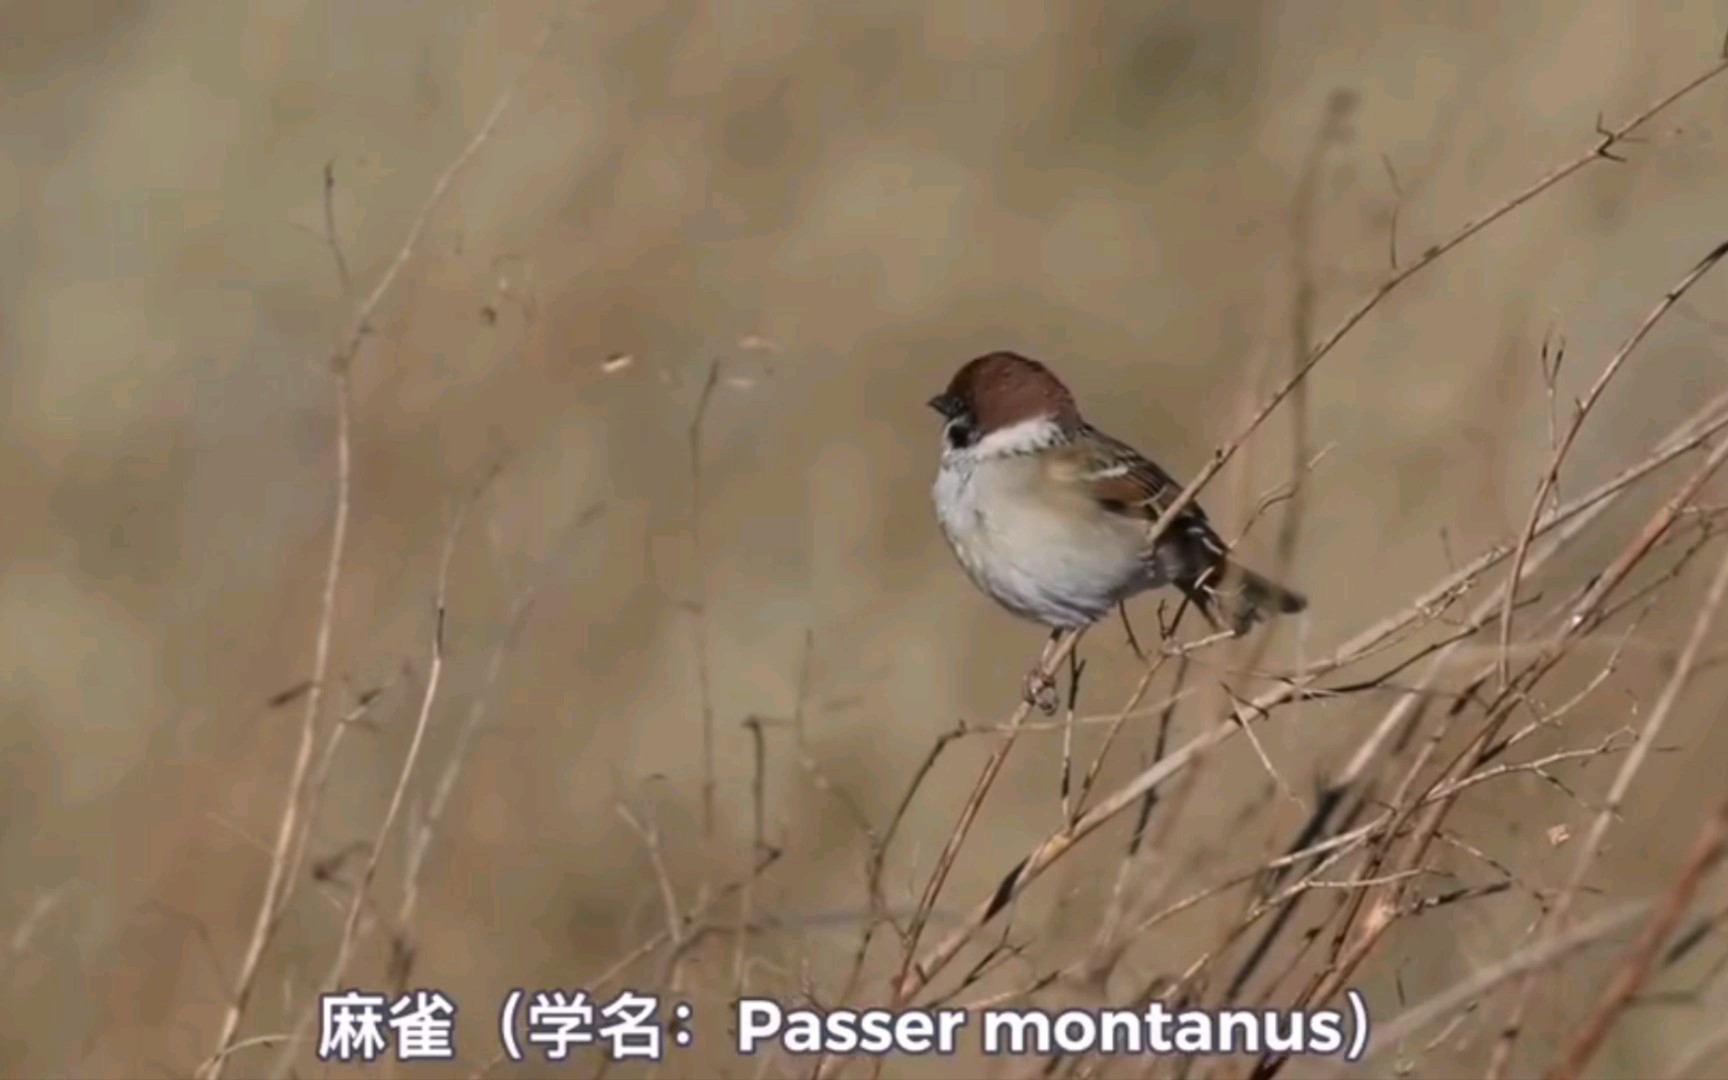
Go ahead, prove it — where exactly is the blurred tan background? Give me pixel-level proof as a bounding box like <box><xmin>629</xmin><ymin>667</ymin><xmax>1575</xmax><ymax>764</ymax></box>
<box><xmin>4</xmin><ymin>0</ymin><xmax>1728</xmax><ymax>1076</ymax></box>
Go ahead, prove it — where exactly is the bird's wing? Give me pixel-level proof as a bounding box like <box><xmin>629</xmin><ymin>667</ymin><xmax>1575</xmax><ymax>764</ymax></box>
<box><xmin>1051</xmin><ymin>426</ymin><xmax>1214</xmax><ymax>529</ymax></box>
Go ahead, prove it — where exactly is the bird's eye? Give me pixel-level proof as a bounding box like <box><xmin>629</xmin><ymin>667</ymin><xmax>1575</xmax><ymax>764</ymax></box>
<box><xmin>944</xmin><ymin>417</ymin><xmax>976</xmax><ymax>450</ymax></box>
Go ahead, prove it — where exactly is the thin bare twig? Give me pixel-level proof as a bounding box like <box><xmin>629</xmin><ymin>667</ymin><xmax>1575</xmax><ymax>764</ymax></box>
<box><xmin>1496</xmin><ymin>239</ymin><xmax>1728</xmax><ymax>686</ymax></box>
<box><xmin>734</xmin><ymin>716</ymin><xmax>769</xmax><ymax>997</ymax></box>
<box><xmin>1354</xmin><ymin>901</ymin><xmax>1652</xmax><ymax>1067</ymax></box>
<box><xmin>1495</xmin><ymin>516</ymin><xmax>1728</xmax><ymax>1076</ymax></box>
<box><xmin>689</xmin><ymin>358</ymin><xmax>723</xmax><ymax>838</ymax></box>
<box><xmin>892</xmin><ymin>628</ymin><xmax>1084</xmax><ymax>1003</ymax></box>
<box><xmin>1274</xmin><ymin>87</ymin><xmax>1355</xmax><ymax>595</ymax></box>
<box><xmin>201</xmin><ymin>365</ymin><xmax>353</xmax><ymax>1080</ymax></box>
<box><xmin>320</xmin><ymin>470</ymin><xmax>493</xmax><ymax>998</ymax></box>
<box><xmin>201</xmin><ymin>26</ymin><xmax>553</xmax><ymax>1075</ymax></box>
<box><xmin>1138</xmin><ymin>58</ymin><xmax>1728</xmax><ymax>568</ymax></box>
<box><xmin>892</xmin><ymin>386</ymin><xmax>1728</xmax><ymax>1010</ymax></box>
<box><xmin>1267</xmin><ymin>438</ymin><xmax>1728</xmax><ymax>1080</ymax></box>
<box><xmin>395</xmin><ymin>584</ymin><xmax>544</xmax><ymax>985</ymax></box>
<box><xmin>616</xmin><ymin>800</ymin><xmax>688</xmax><ymax>984</ymax></box>
<box><xmin>1547</xmin><ymin>794</ymin><xmax>1728</xmax><ymax>1080</ymax></box>
<box><xmin>1</xmin><ymin>880</ymin><xmax>79</xmax><ymax>977</ymax></box>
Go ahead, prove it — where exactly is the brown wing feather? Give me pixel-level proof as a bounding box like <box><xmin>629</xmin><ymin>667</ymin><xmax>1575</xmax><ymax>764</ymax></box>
<box><xmin>1075</xmin><ymin>427</ymin><xmax>1212</xmax><ymax>528</ymax></box>
<box><xmin>1049</xmin><ymin>426</ymin><xmax>1306</xmax><ymax>634</ymax></box>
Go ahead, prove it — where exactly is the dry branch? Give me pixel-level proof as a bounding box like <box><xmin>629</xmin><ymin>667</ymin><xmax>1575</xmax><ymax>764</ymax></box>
<box><xmin>1496</xmin><ymin>239</ymin><xmax>1728</xmax><ymax>684</ymax></box>
<box><xmin>200</xmin><ymin>26</ymin><xmax>554</xmax><ymax>1076</ymax></box>
<box><xmin>1137</xmin><ymin>57</ymin><xmax>1728</xmax><ymax>567</ymax></box>
<box><xmin>1547</xmin><ymin>793</ymin><xmax>1728</xmax><ymax>1080</ymax></box>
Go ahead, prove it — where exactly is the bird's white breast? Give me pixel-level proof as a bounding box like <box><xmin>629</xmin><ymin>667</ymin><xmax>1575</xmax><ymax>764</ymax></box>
<box><xmin>932</xmin><ymin>442</ymin><xmax>1146</xmax><ymax>629</ymax></box>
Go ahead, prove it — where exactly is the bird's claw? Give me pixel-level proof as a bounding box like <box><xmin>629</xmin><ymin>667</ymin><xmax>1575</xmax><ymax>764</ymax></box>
<box><xmin>1022</xmin><ymin>667</ymin><xmax>1060</xmax><ymax>715</ymax></box>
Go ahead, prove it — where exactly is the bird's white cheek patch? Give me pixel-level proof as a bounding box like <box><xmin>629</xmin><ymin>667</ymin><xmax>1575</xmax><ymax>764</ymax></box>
<box><xmin>969</xmin><ymin>417</ymin><xmax>1065</xmax><ymax>460</ymax></box>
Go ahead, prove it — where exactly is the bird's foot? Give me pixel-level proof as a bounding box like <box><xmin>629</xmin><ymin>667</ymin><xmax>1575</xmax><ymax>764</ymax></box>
<box><xmin>1022</xmin><ymin>666</ymin><xmax>1060</xmax><ymax>715</ymax></box>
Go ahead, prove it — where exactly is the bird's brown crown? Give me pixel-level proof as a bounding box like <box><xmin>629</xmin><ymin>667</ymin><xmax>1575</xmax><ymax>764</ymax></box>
<box><xmin>930</xmin><ymin>351</ymin><xmax>1082</xmax><ymax>434</ymax></box>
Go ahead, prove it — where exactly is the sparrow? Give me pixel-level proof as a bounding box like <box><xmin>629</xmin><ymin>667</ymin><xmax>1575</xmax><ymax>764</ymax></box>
<box><xmin>928</xmin><ymin>351</ymin><xmax>1306</xmax><ymax>701</ymax></box>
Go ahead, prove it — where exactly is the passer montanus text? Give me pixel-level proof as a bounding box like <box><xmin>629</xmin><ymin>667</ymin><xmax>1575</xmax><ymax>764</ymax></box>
<box><xmin>929</xmin><ymin>352</ymin><xmax>1306</xmax><ymax>699</ymax></box>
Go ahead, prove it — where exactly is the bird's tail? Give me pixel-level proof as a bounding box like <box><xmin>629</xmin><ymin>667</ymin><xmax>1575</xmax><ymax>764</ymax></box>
<box><xmin>1182</xmin><ymin>560</ymin><xmax>1307</xmax><ymax>636</ymax></box>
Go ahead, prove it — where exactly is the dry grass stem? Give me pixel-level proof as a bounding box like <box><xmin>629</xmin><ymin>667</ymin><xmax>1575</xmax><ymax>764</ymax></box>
<box><xmin>200</xmin><ymin>28</ymin><xmax>554</xmax><ymax>1076</ymax></box>
<box><xmin>20</xmin><ymin>18</ymin><xmax>1728</xmax><ymax>1080</ymax></box>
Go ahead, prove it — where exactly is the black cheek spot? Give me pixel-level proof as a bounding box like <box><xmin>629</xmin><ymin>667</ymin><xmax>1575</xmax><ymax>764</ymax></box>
<box><xmin>945</xmin><ymin>419</ymin><xmax>976</xmax><ymax>450</ymax></box>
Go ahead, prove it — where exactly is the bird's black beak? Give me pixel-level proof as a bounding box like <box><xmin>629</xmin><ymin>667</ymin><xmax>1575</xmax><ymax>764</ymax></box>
<box><xmin>927</xmin><ymin>393</ymin><xmax>961</xmax><ymax>419</ymax></box>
